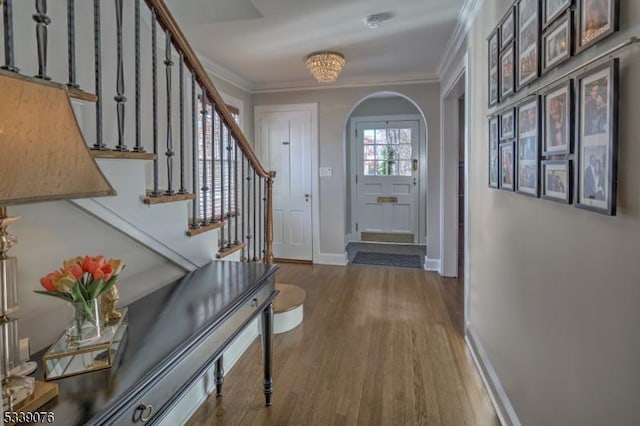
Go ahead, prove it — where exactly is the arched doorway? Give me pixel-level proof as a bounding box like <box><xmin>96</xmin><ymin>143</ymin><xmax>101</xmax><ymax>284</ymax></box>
<box><xmin>343</xmin><ymin>92</ymin><xmax>428</xmax><ymax>261</ymax></box>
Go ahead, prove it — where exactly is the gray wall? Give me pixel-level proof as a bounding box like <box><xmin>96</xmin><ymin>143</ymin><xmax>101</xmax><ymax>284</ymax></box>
<box><xmin>254</xmin><ymin>83</ymin><xmax>441</xmax><ymax>258</ymax></box>
<box><xmin>467</xmin><ymin>1</ymin><xmax>640</xmax><ymax>425</ymax></box>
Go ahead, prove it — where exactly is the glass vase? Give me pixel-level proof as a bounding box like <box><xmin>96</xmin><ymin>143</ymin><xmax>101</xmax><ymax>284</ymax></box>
<box><xmin>65</xmin><ymin>299</ymin><xmax>102</xmax><ymax>346</ymax></box>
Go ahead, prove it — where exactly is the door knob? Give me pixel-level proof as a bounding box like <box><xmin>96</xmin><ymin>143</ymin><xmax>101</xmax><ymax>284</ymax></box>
<box><xmin>305</xmin><ymin>193</ymin><xmax>310</xmax><ymax>202</ymax></box>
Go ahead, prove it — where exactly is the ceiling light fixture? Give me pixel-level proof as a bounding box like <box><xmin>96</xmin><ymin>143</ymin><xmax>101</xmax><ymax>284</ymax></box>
<box><xmin>364</xmin><ymin>12</ymin><xmax>394</xmax><ymax>29</ymax></box>
<box><xmin>305</xmin><ymin>51</ymin><xmax>345</xmax><ymax>83</ymax></box>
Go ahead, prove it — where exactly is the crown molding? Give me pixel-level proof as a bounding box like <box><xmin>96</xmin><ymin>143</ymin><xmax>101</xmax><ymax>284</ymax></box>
<box><xmin>251</xmin><ymin>72</ymin><xmax>439</xmax><ymax>94</ymax></box>
<box><xmin>195</xmin><ymin>51</ymin><xmax>255</xmax><ymax>93</ymax></box>
<box><xmin>437</xmin><ymin>0</ymin><xmax>485</xmax><ymax>78</ymax></box>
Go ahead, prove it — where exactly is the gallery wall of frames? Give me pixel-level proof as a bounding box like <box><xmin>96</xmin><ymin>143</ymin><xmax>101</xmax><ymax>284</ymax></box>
<box><xmin>487</xmin><ymin>0</ymin><xmax>621</xmax><ymax>215</ymax></box>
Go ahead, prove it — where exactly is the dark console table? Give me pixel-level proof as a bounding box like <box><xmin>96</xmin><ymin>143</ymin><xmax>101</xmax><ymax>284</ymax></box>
<box><xmin>31</xmin><ymin>260</ymin><xmax>279</xmax><ymax>425</ymax></box>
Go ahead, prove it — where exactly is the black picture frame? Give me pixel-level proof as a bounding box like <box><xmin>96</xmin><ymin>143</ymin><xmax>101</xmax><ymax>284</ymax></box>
<box><xmin>515</xmin><ymin>96</ymin><xmax>541</xmax><ymax>197</ymax></box>
<box><xmin>500</xmin><ymin>42</ymin><xmax>516</xmax><ymax>101</ymax></box>
<box><xmin>500</xmin><ymin>6</ymin><xmax>516</xmax><ymax>50</ymax></box>
<box><xmin>500</xmin><ymin>107</ymin><xmax>516</xmax><ymax>141</ymax></box>
<box><xmin>489</xmin><ymin>115</ymin><xmax>500</xmax><ymax>188</ymax></box>
<box><xmin>542</xmin><ymin>11</ymin><xmax>573</xmax><ymax>74</ymax></box>
<box><xmin>499</xmin><ymin>141</ymin><xmax>516</xmax><ymax>191</ymax></box>
<box><xmin>542</xmin><ymin>79</ymin><xmax>573</xmax><ymax>156</ymax></box>
<box><xmin>543</xmin><ymin>0</ymin><xmax>573</xmax><ymax>28</ymax></box>
<box><xmin>542</xmin><ymin>160</ymin><xmax>572</xmax><ymax>203</ymax></box>
<box><xmin>575</xmin><ymin>58</ymin><xmax>618</xmax><ymax>215</ymax></box>
<box><xmin>576</xmin><ymin>0</ymin><xmax>619</xmax><ymax>54</ymax></box>
<box><xmin>488</xmin><ymin>29</ymin><xmax>501</xmax><ymax>107</ymax></box>
<box><xmin>516</xmin><ymin>0</ymin><xmax>541</xmax><ymax>89</ymax></box>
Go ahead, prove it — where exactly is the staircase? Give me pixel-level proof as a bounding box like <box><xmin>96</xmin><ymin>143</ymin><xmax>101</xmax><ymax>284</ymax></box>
<box><xmin>0</xmin><ymin>0</ymin><xmax>274</xmax><ymax>264</ymax></box>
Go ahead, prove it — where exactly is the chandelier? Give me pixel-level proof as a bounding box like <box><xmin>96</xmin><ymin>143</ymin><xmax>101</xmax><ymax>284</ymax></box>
<box><xmin>305</xmin><ymin>51</ymin><xmax>345</xmax><ymax>83</ymax></box>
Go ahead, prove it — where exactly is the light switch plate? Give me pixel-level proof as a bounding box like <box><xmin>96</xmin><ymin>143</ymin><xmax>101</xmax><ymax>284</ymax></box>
<box><xmin>319</xmin><ymin>167</ymin><xmax>333</xmax><ymax>177</ymax></box>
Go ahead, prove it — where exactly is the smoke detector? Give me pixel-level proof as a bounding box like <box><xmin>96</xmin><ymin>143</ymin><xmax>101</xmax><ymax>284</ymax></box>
<box><xmin>364</xmin><ymin>12</ymin><xmax>394</xmax><ymax>29</ymax></box>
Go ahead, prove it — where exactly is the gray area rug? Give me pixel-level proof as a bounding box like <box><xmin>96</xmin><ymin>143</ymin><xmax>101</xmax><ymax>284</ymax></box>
<box><xmin>351</xmin><ymin>251</ymin><xmax>423</xmax><ymax>269</ymax></box>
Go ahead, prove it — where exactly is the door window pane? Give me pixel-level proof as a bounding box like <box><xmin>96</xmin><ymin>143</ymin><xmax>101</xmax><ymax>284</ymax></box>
<box><xmin>361</xmin><ymin>127</ymin><xmax>412</xmax><ymax>176</ymax></box>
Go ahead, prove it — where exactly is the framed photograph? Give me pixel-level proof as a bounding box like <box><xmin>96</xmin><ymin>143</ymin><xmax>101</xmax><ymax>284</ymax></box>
<box><xmin>500</xmin><ymin>42</ymin><xmax>516</xmax><ymax>100</ymax></box>
<box><xmin>500</xmin><ymin>108</ymin><xmax>516</xmax><ymax>141</ymax></box>
<box><xmin>544</xmin><ymin>0</ymin><xmax>572</xmax><ymax>27</ymax></box>
<box><xmin>489</xmin><ymin>116</ymin><xmax>500</xmax><ymax>188</ymax></box>
<box><xmin>576</xmin><ymin>0</ymin><xmax>619</xmax><ymax>53</ymax></box>
<box><xmin>516</xmin><ymin>97</ymin><xmax>540</xmax><ymax>197</ymax></box>
<box><xmin>542</xmin><ymin>160</ymin><xmax>572</xmax><ymax>203</ymax></box>
<box><xmin>500</xmin><ymin>6</ymin><xmax>516</xmax><ymax>49</ymax></box>
<box><xmin>516</xmin><ymin>0</ymin><xmax>540</xmax><ymax>89</ymax></box>
<box><xmin>542</xmin><ymin>80</ymin><xmax>573</xmax><ymax>156</ymax></box>
<box><xmin>575</xmin><ymin>59</ymin><xmax>618</xmax><ymax>215</ymax></box>
<box><xmin>488</xmin><ymin>29</ymin><xmax>500</xmax><ymax>107</ymax></box>
<box><xmin>499</xmin><ymin>141</ymin><xmax>516</xmax><ymax>191</ymax></box>
<box><xmin>542</xmin><ymin>11</ymin><xmax>573</xmax><ymax>73</ymax></box>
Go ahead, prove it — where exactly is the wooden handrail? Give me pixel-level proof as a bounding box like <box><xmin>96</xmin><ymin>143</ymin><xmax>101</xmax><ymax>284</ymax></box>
<box><xmin>145</xmin><ymin>0</ymin><xmax>271</xmax><ymax>179</ymax></box>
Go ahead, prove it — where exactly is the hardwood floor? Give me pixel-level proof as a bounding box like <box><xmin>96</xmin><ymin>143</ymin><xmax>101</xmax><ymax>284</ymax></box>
<box><xmin>187</xmin><ymin>264</ymin><xmax>498</xmax><ymax>426</ymax></box>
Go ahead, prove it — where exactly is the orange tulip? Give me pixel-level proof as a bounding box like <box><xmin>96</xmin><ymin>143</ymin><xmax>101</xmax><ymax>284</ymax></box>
<box><xmin>82</xmin><ymin>255</ymin><xmax>106</xmax><ymax>273</ymax></box>
<box><xmin>69</xmin><ymin>263</ymin><xmax>83</xmax><ymax>280</ymax></box>
<box><xmin>92</xmin><ymin>268</ymin><xmax>105</xmax><ymax>280</ymax></box>
<box><xmin>40</xmin><ymin>273</ymin><xmax>57</xmax><ymax>292</ymax></box>
<box><xmin>100</xmin><ymin>263</ymin><xmax>114</xmax><ymax>281</ymax></box>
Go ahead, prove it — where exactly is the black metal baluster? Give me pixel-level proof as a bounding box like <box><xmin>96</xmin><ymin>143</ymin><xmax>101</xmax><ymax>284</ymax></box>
<box><xmin>93</xmin><ymin>0</ymin><xmax>106</xmax><ymax>150</ymax></box>
<box><xmin>178</xmin><ymin>54</ymin><xmax>187</xmax><ymax>194</ymax></box>
<box><xmin>253</xmin><ymin>169</ymin><xmax>257</xmax><ymax>261</ymax></box>
<box><xmin>34</xmin><ymin>0</ymin><xmax>51</xmax><ymax>80</ymax></box>
<box><xmin>220</xmin><ymin>120</ymin><xmax>226</xmax><ymax>228</ymax></box>
<box><xmin>190</xmin><ymin>73</ymin><xmax>199</xmax><ymax>229</ymax></box>
<box><xmin>114</xmin><ymin>0</ymin><xmax>127</xmax><ymax>152</ymax></box>
<box><xmin>133</xmin><ymin>0</ymin><xmax>144</xmax><ymax>152</ymax></box>
<box><xmin>2</xmin><ymin>0</ymin><xmax>19</xmax><ymax>72</ymax></box>
<box><xmin>241</xmin><ymin>153</ymin><xmax>246</xmax><ymax>258</ymax></box>
<box><xmin>234</xmin><ymin>140</ymin><xmax>239</xmax><ymax>245</ymax></box>
<box><xmin>150</xmin><ymin>9</ymin><xmax>160</xmax><ymax>195</ymax></box>
<box><xmin>164</xmin><ymin>31</ymin><xmax>174</xmax><ymax>195</ymax></box>
<box><xmin>259</xmin><ymin>176</ymin><xmax>264</xmax><ymax>260</ymax></box>
<box><xmin>212</xmin><ymin>108</ymin><xmax>219</xmax><ymax>223</ymax></box>
<box><xmin>201</xmin><ymin>89</ymin><xmax>210</xmax><ymax>225</ymax></box>
<box><xmin>67</xmin><ymin>0</ymin><xmax>78</xmax><ymax>88</ymax></box>
<box><xmin>226</xmin><ymin>132</ymin><xmax>232</xmax><ymax>248</ymax></box>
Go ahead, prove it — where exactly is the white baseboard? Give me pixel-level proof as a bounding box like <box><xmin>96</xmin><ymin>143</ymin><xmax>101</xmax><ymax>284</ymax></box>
<box><xmin>314</xmin><ymin>252</ymin><xmax>348</xmax><ymax>266</ymax></box>
<box><xmin>157</xmin><ymin>319</ymin><xmax>259</xmax><ymax>425</ymax></box>
<box><xmin>423</xmin><ymin>256</ymin><xmax>441</xmax><ymax>272</ymax></box>
<box><xmin>466</xmin><ymin>326</ymin><xmax>521</xmax><ymax>426</ymax></box>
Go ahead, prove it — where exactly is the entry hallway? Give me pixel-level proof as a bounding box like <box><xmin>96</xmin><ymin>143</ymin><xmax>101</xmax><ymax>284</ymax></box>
<box><xmin>188</xmin><ymin>263</ymin><xmax>499</xmax><ymax>425</ymax></box>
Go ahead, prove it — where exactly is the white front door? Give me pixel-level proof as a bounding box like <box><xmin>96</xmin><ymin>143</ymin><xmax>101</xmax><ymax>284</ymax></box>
<box><xmin>354</xmin><ymin>120</ymin><xmax>420</xmax><ymax>242</ymax></box>
<box><xmin>256</xmin><ymin>109</ymin><xmax>313</xmax><ymax>260</ymax></box>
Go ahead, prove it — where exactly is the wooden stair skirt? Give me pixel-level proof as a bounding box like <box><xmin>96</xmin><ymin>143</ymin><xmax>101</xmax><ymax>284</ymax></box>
<box><xmin>273</xmin><ymin>283</ymin><xmax>305</xmax><ymax>334</ymax></box>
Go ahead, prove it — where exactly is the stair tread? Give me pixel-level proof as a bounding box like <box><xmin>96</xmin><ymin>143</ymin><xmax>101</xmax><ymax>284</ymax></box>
<box><xmin>68</xmin><ymin>87</ymin><xmax>98</xmax><ymax>102</ymax></box>
<box><xmin>274</xmin><ymin>283</ymin><xmax>306</xmax><ymax>314</ymax></box>
<box><xmin>91</xmin><ymin>150</ymin><xmax>157</xmax><ymax>160</ymax></box>
<box><xmin>186</xmin><ymin>221</ymin><xmax>224</xmax><ymax>237</ymax></box>
<box><xmin>217</xmin><ymin>242</ymin><xmax>245</xmax><ymax>259</ymax></box>
<box><xmin>143</xmin><ymin>192</ymin><xmax>196</xmax><ymax>205</ymax></box>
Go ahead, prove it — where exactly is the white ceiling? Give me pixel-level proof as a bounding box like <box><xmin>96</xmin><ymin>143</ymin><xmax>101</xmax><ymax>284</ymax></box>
<box><xmin>166</xmin><ymin>0</ymin><xmax>464</xmax><ymax>91</ymax></box>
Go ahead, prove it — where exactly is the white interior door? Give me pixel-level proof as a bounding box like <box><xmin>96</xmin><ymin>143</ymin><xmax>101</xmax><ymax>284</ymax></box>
<box><xmin>355</xmin><ymin>120</ymin><xmax>420</xmax><ymax>242</ymax></box>
<box><xmin>256</xmin><ymin>110</ymin><xmax>312</xmax><ymax>260</ymax></box>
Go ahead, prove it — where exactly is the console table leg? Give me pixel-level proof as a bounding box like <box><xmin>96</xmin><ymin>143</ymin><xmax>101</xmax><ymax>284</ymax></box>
<box><xmin>261</xmin><ymin>302</ymin><xmax>274</xmax><ymax>406</ymax></box>
<box><xmin>215</xmin><ymin>355</ymin><xmax>224</xmax><ymax>396</ymax></box>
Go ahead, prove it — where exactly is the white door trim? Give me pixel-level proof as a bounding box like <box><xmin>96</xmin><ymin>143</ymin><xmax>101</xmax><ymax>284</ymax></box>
<box><xmin>349</xmin><ymin>114</ymin><xmax>425</xmax><ymax>244</ymax></box>
<box><xmin>254</xmin><ymin>103</ymin><xmax>318</xmax><ymax>262</ymax></box>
